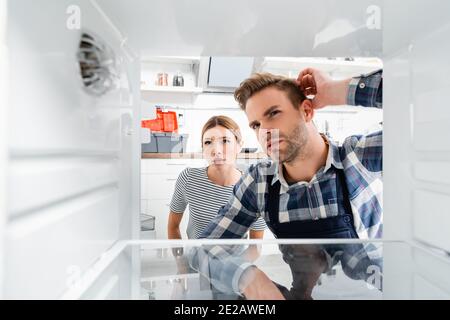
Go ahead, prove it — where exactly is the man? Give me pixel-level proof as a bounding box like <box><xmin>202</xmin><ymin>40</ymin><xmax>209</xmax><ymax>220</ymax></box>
<box><xmin>195</xmin><ymin>68</ymin><xmax>383</xmax><ymax>299</ymax></box>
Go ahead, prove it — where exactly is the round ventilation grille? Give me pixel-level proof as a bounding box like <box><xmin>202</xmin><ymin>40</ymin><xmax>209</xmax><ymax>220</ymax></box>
<box><xmin>77</xmin><ymin>32</ymin><xmax>118</xmax><ymax>95</ymax></box>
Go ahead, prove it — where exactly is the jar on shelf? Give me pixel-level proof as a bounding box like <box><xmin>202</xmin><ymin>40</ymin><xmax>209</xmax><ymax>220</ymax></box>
<box><xmin>156</xmin><ymin>72</ymin><xmax>168</xmax><ymax>86</ymax></box>
<box><xmin>172</xmin><ymin>71</ymin><xmax>184</xmax><ymax>87</ymax></box>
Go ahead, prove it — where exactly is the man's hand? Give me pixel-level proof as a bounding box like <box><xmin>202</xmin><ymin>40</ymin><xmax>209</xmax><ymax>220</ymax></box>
<box><xmin>174</xmin><ymin>255</ymin><xmax>190</xmax><ymax>275</ymax></box>
<box><xmin>239</xmin><ymin>267</ymin><xmax>285</xmax><ymax>300</ymax></box>
<box><xmin>242</xmin><ymin>244</ymin><xmax>262</xmax><ymax>262</ymax></box>
<box><xmin>297</xmin><ymin>68</ymin><xmax>351</xmax><ymax>109</ymax></box>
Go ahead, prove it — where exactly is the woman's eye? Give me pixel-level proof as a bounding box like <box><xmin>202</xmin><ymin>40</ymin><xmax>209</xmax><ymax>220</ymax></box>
<box><xmin>223</xmin><ymin>139</ymin><xmax>230</xmax><ymax>143</ymax></box>
<box><xmin>251</xmin><ymin>124</ymin><xmax>260</xmax><ymax>130</ymax></box>
<box><xmin>204</xmin><ymin>141</ymin><xmax>211</xmax><ymax>145</ymax></box>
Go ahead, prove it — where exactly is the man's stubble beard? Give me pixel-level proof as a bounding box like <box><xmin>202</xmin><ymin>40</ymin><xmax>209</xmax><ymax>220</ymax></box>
<box><xmin>280</xmin><ymin>122</ymin><xmax>309</xmax><ymax>164</ymax></box>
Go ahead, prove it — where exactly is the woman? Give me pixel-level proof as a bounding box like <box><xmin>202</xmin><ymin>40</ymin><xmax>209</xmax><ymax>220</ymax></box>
<box><xmin>168</xmin><ymin>115</ymin><xmax>266</xmax><ymax>240</ymax></box>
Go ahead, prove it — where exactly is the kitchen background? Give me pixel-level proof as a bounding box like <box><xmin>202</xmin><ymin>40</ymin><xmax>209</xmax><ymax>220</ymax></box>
<box><xmin>140</xmin><ymin>56</ymin><xmax>383</xmax><ymax>240</ymax></box>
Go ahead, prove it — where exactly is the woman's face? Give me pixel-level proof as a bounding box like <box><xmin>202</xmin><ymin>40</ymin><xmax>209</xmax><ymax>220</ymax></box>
<box><xmin>202</xmin><ymin>125</ymin><xmax>241</xmax><ymax>166</ymax></box>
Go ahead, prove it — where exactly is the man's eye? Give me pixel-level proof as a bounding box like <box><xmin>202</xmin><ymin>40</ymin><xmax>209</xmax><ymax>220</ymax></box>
<box><xmin>270</xmin><ymin>110</ymin><xmax>280</xmax><ymax>117</ymax></box>
<box><xmin>251</xmin><ymin>124</ymin><xmax>260</xmax><ymax>130</ymax></box>
<box><xmin>223</xmin><ymin>139</ymin><xmax>230</xmax><ymax>143</ymax></box>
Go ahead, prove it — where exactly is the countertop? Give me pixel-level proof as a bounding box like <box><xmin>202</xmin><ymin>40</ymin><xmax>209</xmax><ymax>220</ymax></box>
<box><xmin>141</xmin><ymin>152</ymin><xmax>267</xmax><ymax>159</ymax></box>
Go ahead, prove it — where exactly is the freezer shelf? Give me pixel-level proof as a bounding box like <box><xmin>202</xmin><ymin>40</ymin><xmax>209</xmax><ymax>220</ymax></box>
<box><xmin>130</xmin><ymin>240</ymin><xmax>450</xmax><ymax>300</ymax></box>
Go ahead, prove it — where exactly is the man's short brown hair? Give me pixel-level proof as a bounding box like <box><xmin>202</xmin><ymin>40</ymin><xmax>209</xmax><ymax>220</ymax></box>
<box><xmin>234</xmin><ymin>73</ymin><xmax>306</xmax><ymax>110</ymax></box>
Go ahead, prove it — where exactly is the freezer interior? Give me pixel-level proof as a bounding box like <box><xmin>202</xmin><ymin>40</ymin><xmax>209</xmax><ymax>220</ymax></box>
<box><xmin>2</xmin><ymin>0</ymin><xmax>450</xmax><ymax>299</ymax></box>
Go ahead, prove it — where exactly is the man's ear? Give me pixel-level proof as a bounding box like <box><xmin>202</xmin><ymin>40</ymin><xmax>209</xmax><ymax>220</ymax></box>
<box><xmin>300</xmin><ymin>99</ymin><xmax>315</xmax><ymax>122</ymax></box>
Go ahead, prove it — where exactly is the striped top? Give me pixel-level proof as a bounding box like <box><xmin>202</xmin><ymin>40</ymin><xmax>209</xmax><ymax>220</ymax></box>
<box><xmin>170</xmin><ymin>167</ymin><xmax>267</xmax><ymax>239</ymax></box>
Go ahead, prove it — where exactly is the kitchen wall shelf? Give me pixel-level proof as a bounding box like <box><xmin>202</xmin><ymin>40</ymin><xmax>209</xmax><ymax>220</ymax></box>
<box><xmin>261</xmin><ymin>57</ymin><xmax>382</xmax><ymax>78</ymax></box>
<box><xmin>141</xmin><ymin>56</ymin><xmax>201</xmax><ymax>65</ymax></box>
<box><xmin>141</xmin><ymin>86</ymin><xmax>203</xmax><ymax>94</ymax></box>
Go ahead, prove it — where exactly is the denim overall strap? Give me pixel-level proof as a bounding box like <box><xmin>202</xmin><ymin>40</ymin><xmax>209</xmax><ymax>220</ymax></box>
<box><xmin>266</xmin><ymin>169</ymin><xmax>358</xmax><ymax>239</ymax></box>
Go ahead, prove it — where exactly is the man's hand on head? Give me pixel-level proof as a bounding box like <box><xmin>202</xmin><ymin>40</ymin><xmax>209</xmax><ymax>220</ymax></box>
<box><xmin>297</xmin><ymin>68</ymin><xmax>351</xmax><ymax>109</ymax></box>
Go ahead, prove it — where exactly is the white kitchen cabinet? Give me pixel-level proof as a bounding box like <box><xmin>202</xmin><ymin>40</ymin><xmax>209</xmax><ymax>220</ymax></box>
<box><xmin>141</xmin><ymin>174</ymin><xmax>179</xmax><ymax>200</ymax></box>
<box><xmin>141</xmin><ymin>158</ymin><xmax>204</xmax><ymax>239</ymax></box>
<box><xmin>141</xmin><ymin>158</ymin><xmax>206</xmax><ymax>175</ymax></box>
<box><xmin>145</xmin><ymin>199</ymin><xmax>175</xmax><ymax>239</ymax></box>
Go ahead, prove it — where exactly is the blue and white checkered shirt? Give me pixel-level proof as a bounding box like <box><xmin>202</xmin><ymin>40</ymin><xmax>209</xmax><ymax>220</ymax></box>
<box><xmin>192</xmin><ymin>70</ymin><xmax>383</xmax><ymax>294</ymax></box>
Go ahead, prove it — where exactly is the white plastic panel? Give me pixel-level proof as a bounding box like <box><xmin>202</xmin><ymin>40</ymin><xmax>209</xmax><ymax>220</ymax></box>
<box><xmin>413</xmin><ymin>190</ymin><xmax>450</xmax><ymax>252</ymax></box>
<box><xmin>413</xmin><ymin>247</ymin><xmax>450</xmax><ymax>298</ymax></box>
<box><xmin>9</xmin><ymin>157</ymin><xmax>119</xmax><ymax>216</ymax></box>
<box><xmin>81</xmin><ymin>249</ymin><xmax>133</xmax><ymax>300</ymax></box>
<box><xmin>98</xmin><ymin>0</ymin><xmax>382</xmax><ymax>57</ymax></box>
<box><xmin>384</xmin><ymin>1</ymin><xmax>450</xmax><ymax>249</ymax></box>
<box><xmin>7</xmin><ymin>0</ymin><xmax>132</xmax><ymax>154</ymax></box>
<box><xmin>4</xmin><ymin>187</ymin><xmax>119</xmax><ymax>299</ymax></box>
<box><xmin>0</xmin><ymin>0</ymin><xmax>8</xmax><ymax>299</ymax></box>
<box><xmin>3</xmin><ymin>0</ymin><xmax>138</xmax><ymax>299</ymax></box>
<box><xmin>411</xmin><ymin>23</ymin><xmax>450</xmax><ymax>152</ymax></box>
<box><xmin>383</xmin><ymin>1</ymin><xmax>450</xmax><ymax>298</ymax></box>
<box><xmin>54</xmin><ymin>243</ymin><xmax>138</xmax><ymax>300</ymax></box>
<box><xmin>414</xmin><ymin>161</ymin><xmax>450</xmax><ymax>186</ymax></box>
<box><xmin>413</xmin><ymin>275</ymin><xmax>450</xmax><ymax>300</ymax></box>
<box><xmin>382</xmin><ymin>47</ymin><xmax>412</xmax><ymax>241</ymax></box>
<box><xmin>409</xmin><ymin>19</ymin><xmax>450</xmax><ymax>250</ymax></box>
<box><xmin>384</xmin><ymin>242</ymin><xmax>450</xmax><ymax>299</ymax></box>
<box><xmin>383</xmin><ymin>0</ymin><xmax>450</xmax><ymax>58</ymax></box>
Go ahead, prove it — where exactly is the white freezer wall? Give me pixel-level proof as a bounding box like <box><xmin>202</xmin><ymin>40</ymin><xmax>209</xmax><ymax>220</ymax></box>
<box><xmin>1</xmin><ymin>0</ymin><xmax>140</xmax><ymax>299</ymax></box>
<box><xmin>0</xmin><ymin>0</ymin><xmax>8</xmax><ymax>296</ymax></box>
<box><xmin>383</xmin><ymin>0</ymin><xmax>450</xmax><ymax>298</ymax></box>
<box><xmin>383</xmin><ymin>0</ymin><xmax>450</xmax><ymax>249</ymax></box>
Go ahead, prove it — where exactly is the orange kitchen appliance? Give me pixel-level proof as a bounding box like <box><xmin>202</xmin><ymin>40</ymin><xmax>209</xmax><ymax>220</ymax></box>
<box><xmin>141</xmin><ymin>107</ymin><xmax>178</xmax><ymax>132</ymax></box>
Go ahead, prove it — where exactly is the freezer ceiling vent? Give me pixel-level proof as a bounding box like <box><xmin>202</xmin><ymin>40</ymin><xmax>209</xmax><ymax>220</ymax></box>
<box><xmin>77</xmin><ymin>32</ymin><xmax>118</xmax><ymax>96</ymax></box>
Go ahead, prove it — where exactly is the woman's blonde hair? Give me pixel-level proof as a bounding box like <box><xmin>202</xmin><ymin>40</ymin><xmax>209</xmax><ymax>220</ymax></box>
<box><xmin>201</xmin><ymin>115</ymin><xmax>242</xmax><ymax>145</ymax></box>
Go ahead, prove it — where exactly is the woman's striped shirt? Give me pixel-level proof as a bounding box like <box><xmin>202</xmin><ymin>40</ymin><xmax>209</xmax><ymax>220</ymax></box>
<box><xmin>170</xmin><ymin>167</ymin><xmax>266</xmax><ymax>239</ymax></box>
